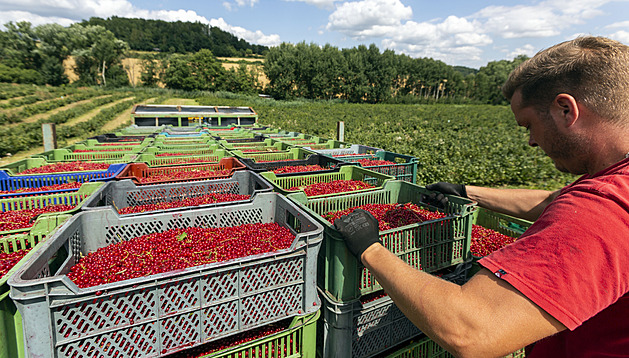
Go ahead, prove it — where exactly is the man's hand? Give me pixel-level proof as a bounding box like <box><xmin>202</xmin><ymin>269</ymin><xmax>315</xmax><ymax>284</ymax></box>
<box><xmin>421</xmin><ymin>182</ymin><xmax>467</xmax><ymax>208</ymax></box>
<box><xmin>333</xmin><ymin>209</ymin><xmax>381</xmax><ymax>262</ymax></box>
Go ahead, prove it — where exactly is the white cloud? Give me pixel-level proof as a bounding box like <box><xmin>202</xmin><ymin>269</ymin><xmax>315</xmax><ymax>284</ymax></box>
<box><xmin>0</xmin><ymin>10</ymin><xmax>75</xmax><ymax>28</ymax></box>
<box><xmin>209</xmin><ymin>18</ymin><xmax>281</xmax><ymax>46</ymax></box>
<box><xmin>326</xmin><ymin>0</ymin><xmax>412</xmax><ymax>38</ymax></box>
<box><xmin>0</xmin><ymin>0</ymin><xmax>280</xmax><ymax>46</ymax></box>
<box><xmin>606</xmin><ymin>20</ymin><xmax>629</xmax><ymax>29</ymax></box>
<box><xmin>284</xmin><ymin>0</ymin><xmax>337</xmax><ymax>9</ymax></box>
<box><xmin>609</xmin><ymin>30</ymin><xmax>629</xmax><ymax>44</ymax></box>
<box><xmin>472</xmin><ymin>0</ymin><xmax>616</xmax><ymax>39</ymax></box>
<box><xmin>506</xmin><ymin>44</ymin><xmax>536</xmax><ymax>59</ymax></box>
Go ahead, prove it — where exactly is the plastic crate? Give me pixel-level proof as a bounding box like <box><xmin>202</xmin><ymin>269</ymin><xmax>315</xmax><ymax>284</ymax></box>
<box><xmin>382</xmin><ymin>335</ymin><xmax>526</xmax><ymax>358</ymax></box>
<box><xmin>144</xmin><ymin>145</ymin><xmax>221</xmax><ymax>155</ymax></box>
<box><xmin>317</xmin><ymin>288</ymin><xmax>422</xmax><ymax>358</ymax></box>
<box><xmin>0</xmin><ymin>165</ymin><xmax>124</xmax><ymax>198</ymax></box>
<box><xmin>469</xmin><ymin>208</ymin><xmax>533</xmax><ymax>276</ymax></box>
<box><xmin>66</xmin><ymin>143</ymin><xmax>148</xmax><ymax>153</ymax></box>
<box><xmin>83</xmin><ymin>138</ymin><xmax>154</xmax><ymax>147</ymax></box>
<box><xmin>227</xmin><ymin>142</ymin><xmax>294</xmax><ymax>155</ymax></box>
<box><xmin>88</xmin><ymin>133</ymin><xmax>155</xmax><ymax>143</ymax></box>
<box><xmin>0</xmin><ymin>182</ymin><xmax>103</xmax><ymax>236</ymax></box>
<box><xmin>236</xmin><ymin>148</ymin><xmax>347</xmax><ymax>174</ymax></box>
<box><xmin>81</xmin><ymin>171</ymin><xmax>273</xmax><ymax>216</ymax></box>
<box><xmin>9</xmin><ymin>192</ymin><xmax>324</xmax><ymax>357</ymax></box>
<box><xmin>219</xmin><ymin>135</ymin><xmax>269</xmax><ymax>144</ymax></box>
<box><xmin>181</xmin><ymin>310</ymin><xmax>319</xmax><ymax>358</ymax></box>
<box><xmin>219</xmin><ymin>139</ymin><xmax>276</xmax><ymax>150</ymax></box>
<box><xmin>136</xmin><ymin>151</ymin><xmax>227</xmax><ymax>168</ymax></box>
<box><xmin>32</xmin><ymin>149</ymin><xmax>139</xmax><ymax>163</ymax></box>
<box><xmin>288</xmin><ymin>180</ymin><xmax>475</xmax><ymax>301</ymax></box>
<box><xmin>336</xmin><ymin>150</ymin><xmax>418</xmax><ymax>183</ymax></box>
<box><xmin>154</xmin><ymin>137</ymin><xmax>216</xmax><ymax>145</ymax></box>
<box><xmin>115</xmin><ymin>158</ymin><xmax>246</xmax><ymax>185</ymax></box>
<box><xmin>260</xmin><ymin>165</ymin><xmax>395</xmax><ymax>198</ymax></box>
<box><xmin>311</xmin><ymin>144</ymin><xmax>384</xmax><ymax>157</ymax></box>
<box><xmin>0</xmin><ymin>217</ymin><xmax>72</xmax><ymax>358</ymax></box>
<box><xmin>0</xmin><ymin>158</ymin><xmax>127</xmax><ymax>176</ymax></box>
<box><xmin>0</xmin><ymin>214</ymin><xmax>72</xmax><ymax>358</ymax></box>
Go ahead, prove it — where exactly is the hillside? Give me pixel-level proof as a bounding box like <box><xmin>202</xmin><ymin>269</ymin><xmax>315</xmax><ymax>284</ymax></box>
<box><xmin>82</xmin><ymin>16</ymin><xmax>268</xmax><ymax>57</ymax></box>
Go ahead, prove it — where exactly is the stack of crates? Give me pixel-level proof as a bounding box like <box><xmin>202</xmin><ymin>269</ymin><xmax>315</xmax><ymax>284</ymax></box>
<box><xmin>3</xmin><ymin>123</ymin><xmax>329</xmax><ymax>358</ymax></box>
<box><xmin>0</xmin><ymin>119</ymin><xmax>533</xmax><ymax>358</ymax></box>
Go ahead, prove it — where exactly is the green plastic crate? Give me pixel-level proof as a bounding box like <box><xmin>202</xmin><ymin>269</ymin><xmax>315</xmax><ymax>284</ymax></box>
<box><xmin>228</xmin><ymin>141</ymin><xmax>294</xmax><ymax>155</ymax></box>
<box><xmin>32</xmin><ymin>149</ymin><xmax>139</xmax><ymax>163</ymax></box>
<box><xmin>66</xmin><ymin>143</ymin><xmax>147</xmax><ymax>152</ymax></box>
<box><xmin>469</xmin><ymin>208</ymin><xmax>533</xmax><ymax>276</ymax></box>
<box><xmin>144</xmin><ymin>144</ymin><xmax>221</xmax><ymax>154</ymax></box>
<box><xmin>287</xmin><ymin>180</ymin><xmax>475</xmax><ymax>301</ymax></box>
<box><xmin>1</xmin><ymin>158</ymin><xmax>124</xmax><ymax>176</ymax></box>
<box><xmin>153</xmin><ymin>137</ymin><xmax>216</xmax><ymax>145</ymax></box>
<box><xmin>0</xmin><ymin>214</ymin><xmax>72</xmax><ymax>358</ymax></box>
<box><xmin>335</xmin><ymin>150</ymin><xmax>419</xmax><ymax>183</ymax></box>
<box><xmin>191</xmin><ymin>310</ymin><xmax>319</xmax><ymax>358</ymax></box>
<box><xmin>0</xmin><ymin>182</ymin><xmax>103</xmax><ymax>236</ymax></box>
<box><xmin>84</xmin><ymin>138</ymin><xmax>154</xmax><ymax>147</ymax></box>
<box><xmin>136</xmin><ymin>149</ymin><xmax>229</xmax><ymax>167</ymax></box>
<box><xmin>261</xmin><ymin>165</ymin><xmax>395</xmax><ymax>199</ymax></box>
<box><xmin>382</xmin><ymin>335</ymin><xmax>525</xmax><ymax>358</ymax></box>
<box><xmin>219</xmin><ymin>138</ymin><xmax>275</xmax><ymax>149</ymax></box>
<box><xmin>232</xmin><ymin>147</ymin><xmax>317</xmax><ymax>163</ymax></box>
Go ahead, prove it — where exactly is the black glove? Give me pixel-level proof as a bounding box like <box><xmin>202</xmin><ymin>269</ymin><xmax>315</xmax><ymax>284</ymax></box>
<box><xmin>333</xmin><ymin>209</ymin><xmax>381</xmax><ymax>262</ymax></box>
<box><xmin>421</xmin><ymin>182</ymin><xmax>467</xmax><ymax>208</ymax></box>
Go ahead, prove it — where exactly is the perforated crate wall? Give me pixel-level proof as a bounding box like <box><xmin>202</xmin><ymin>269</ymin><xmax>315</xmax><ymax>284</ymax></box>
<box><xmin>287</xmin><ymin>180</ymin><xmax>475</xmax><ymax>301</ymax></box>
<box><xmin>317</xmin><ymin>288</ymin><xmax>422</xmax><ymax>358</ymax></box>
<box><xmin>0</xmin><ymin>215</ymin><xmax>72</xmax><ymax>358</ymax></box>
<box><xmin>8</xmin><ymin>193</ymin><xmax>323</xmax><ymax>358</ymax></box>
<box><xmin>381</xmin><ymin>335</ymin><xmax>526</xmax><ymax>358</ymax></box>
<box><xmin>81</xmin><ymin>171</ymin><xmax>273</xmax><ymax>216</ymax></box>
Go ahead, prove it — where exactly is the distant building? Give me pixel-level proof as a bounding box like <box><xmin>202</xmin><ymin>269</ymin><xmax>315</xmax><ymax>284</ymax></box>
<box><xmin>131</xmin><ymin>104</ymin><xmax>258</xmax><ymax>127</ymax></box>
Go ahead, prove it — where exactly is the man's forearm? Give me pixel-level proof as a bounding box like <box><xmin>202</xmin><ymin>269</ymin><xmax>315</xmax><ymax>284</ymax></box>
<box><xmin>360</xmin><ymin>244</ymin><xmax>565</xmax><ymax>357</ymax></box>
<box><xmin>466</xmin><ymin>186</ymin><xmax>560</xmax><ymax>221</ymax></box>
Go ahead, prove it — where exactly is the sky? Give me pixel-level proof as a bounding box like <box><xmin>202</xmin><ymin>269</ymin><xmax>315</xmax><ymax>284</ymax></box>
<box><xmin>1</xmin><ymin>0</ymin><xmax>629</xmax><ymax>69</ymax></box>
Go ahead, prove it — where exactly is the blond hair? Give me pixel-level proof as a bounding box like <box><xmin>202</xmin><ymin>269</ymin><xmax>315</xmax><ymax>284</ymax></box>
<box><xmin>502</xmin><ymin>36</ymin><xmax>629</xmax><ymax>123</ymax></box>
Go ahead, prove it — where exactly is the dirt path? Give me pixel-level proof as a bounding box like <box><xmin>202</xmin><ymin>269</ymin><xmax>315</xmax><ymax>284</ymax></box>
<box><xmin>6</xmin><ymin>94</ymin><xmax>113</xmax><ymax>128</ymax></box>
<box><xmin>60</xmin><ymin>96</ymin><xmax>135</xmax><ymax>128</ymax></box>
<box><xmin>161</xmin><ymin>98</ymin><xmax>198</xmax><ymax>106</ymax></box>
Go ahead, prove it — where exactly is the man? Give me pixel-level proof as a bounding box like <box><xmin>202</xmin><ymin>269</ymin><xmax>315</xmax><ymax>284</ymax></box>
<box><xmin>333</xmin><ymin>36</ymin><xmax>629</xmax><ymax>357</ymax></box>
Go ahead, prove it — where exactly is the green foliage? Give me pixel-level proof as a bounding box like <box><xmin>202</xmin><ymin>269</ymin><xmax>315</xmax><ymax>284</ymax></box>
<box><xmin>81</xmin><ymin>16</ymin><xmax>268</xmax><ymax>57</ymax></box>
<box><xmin>262</xmin><ymin>42</ymin><xmax>510</xmax><ymax>104</ymax></box>
<box><xmin>162</xmin><ymin>49</ymin><xmax>225</xmax><ymax>91</ymax></box>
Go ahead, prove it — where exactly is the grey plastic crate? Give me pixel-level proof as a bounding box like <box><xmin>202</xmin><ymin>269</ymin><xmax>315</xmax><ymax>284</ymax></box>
<box><xmin>317</xmin><ymin>288</ymin><xmax>422</xmax><ymax>358</ymax></box>
<box><xmin>80</xmin><ymin>171</ymin><xmax>273</xmax><ymax>216</ymax></box>
<box><xmin>9</xmin><ymin>192</ymin><xmax>323</xmax><ymax>358</ymax></box>
<box><xmin>312</xmin><ymin>144</ymin><xmax>383</xmax><ymax>157</ymax></box>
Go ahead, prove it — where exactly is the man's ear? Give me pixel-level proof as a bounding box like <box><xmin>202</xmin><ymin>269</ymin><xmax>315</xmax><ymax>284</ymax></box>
<box><xmin>553</xmin><ymin>93</ymin><xmax>579</xmax><ymax>127</ymax></box>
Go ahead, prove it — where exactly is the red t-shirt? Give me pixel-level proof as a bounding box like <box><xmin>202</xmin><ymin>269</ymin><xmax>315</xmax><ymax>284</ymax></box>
<box><xmin>479</xmin><ymin>158</ymin><xmax>629</xmax><ymax>357</ymax></box>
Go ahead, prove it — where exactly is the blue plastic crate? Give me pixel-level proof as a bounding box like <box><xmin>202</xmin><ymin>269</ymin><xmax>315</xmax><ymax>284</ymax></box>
<box><xmin>0</xmin><ymin>164</ymin><xmax>126</xmax><ymax>199</ymax></box>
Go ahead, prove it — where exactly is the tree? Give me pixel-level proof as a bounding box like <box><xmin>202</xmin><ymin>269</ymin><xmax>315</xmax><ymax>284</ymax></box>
<box><xmin>70</xmin><ymin>24</ymin><xmax>129</xmax><ymax>87</ymax></box>
<box><xmin>162</xmin><ymin>49</ymin><xmax>226</xmax><ymax>91</ymax></box>
<box><xmin>33</xmin><ymin>23</ymin><xmax>72</xmax><ymax>86</ymax></box>
<box><xmin>140</xmin><ymin>54</ymin><xmax>161</xmax><ymax>87</ymax></box>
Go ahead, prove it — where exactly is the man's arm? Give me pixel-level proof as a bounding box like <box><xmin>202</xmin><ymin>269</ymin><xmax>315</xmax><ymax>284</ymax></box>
<box><xmin>361</xmin><ymin>244</ymin><xmax>566</xmax><ymax>358</ymax></box>
<box><xmin>466</xmin><ymin>186</ymin><xmax>560</xmax><ymax>221</ymax></box>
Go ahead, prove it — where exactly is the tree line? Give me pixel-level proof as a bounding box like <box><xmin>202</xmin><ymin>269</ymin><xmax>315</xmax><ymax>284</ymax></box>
<box><xmin>82</xmin><ymin>16</ymin><xmax>268</xmax><ymax>57</ymax></box>
<box><xmin>263</xmin><ymin>42</ymin><xmax>527</xmax><ymax>104</ymax></box>
<box><xmin>0</xmin><ymin>19</ymin><xmax>527</xmax><ymax>105</ymax></box>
